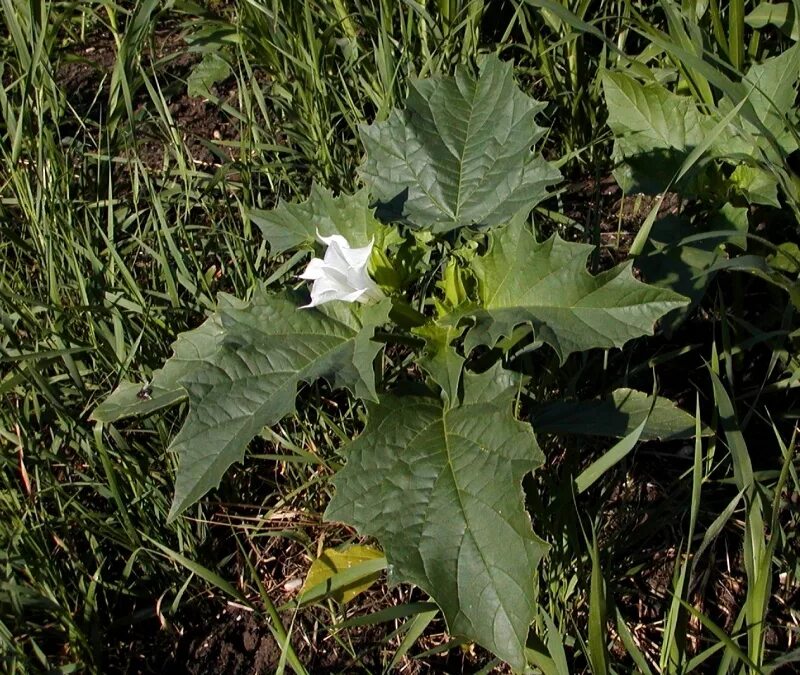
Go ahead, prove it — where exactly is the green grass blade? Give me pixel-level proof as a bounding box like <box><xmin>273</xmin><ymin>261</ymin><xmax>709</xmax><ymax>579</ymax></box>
<box><xmin>614</xmin><ymin>604</ymin><xmax>654</xmax><ymax>675</ymax></box>
<box><xmin>385</xmin><ymin>607</ymin><xmax>439</xmax><ymax>672</ymax></box>
<box><xmin>679</xmin><ymin>600</ymin><xmax>758</xmax><ymax>671</ymax></box>
<box><xmin>575</xmin><ymin>417</ymin><xmax>648</xmax><ymax>493</ymax></box>
<box><xmin>729</xmin><ymin>0</ymin><xmax>745</xmax><ymax>71</ymax></box>
<box><xmin>146</xmin><ymin>537</ymin><xmax>249</xmax><ymax>605</ymax></box>
<box><xmin>337</xmin><ymin>602</ymin><xmax>439</xmax><ymax>629</ymax></box>
<box><xmin>587</xmin><ymin>532</ymin><xmax>609</xmax><ymax>675</ymax></box>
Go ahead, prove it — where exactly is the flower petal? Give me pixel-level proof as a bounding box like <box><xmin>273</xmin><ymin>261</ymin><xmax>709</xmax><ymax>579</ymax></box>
<box><xmin>318</xmin><ymin>231</ymin><xmax>374</xmax><ymax>270</ymax></box>
<box><xmin>337</xmin><ymin>240</ymin><xmax>374</xmax><ymax>270</ymax></box>
<box><xmin>316</xmin><ymin>232</ymin><xmax>350</xmax><ymax>249</ymax></box>
<box><xmin>311</xmin><ymin>275</ymin><xmax>351</xmax><ymax>297</ymax></box>
<box><xmin>298</xmin><ymin>257</ymin><xmax>327</xmax><ymax>280</ymax></box>
<box><xmin>300</xmin><ymin>232</ymin><xmax>383</xmax><ymax>308</ymax></box>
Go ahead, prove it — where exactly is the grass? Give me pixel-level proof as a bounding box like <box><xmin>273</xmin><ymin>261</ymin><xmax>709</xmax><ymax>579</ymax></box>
<box><xmin>1</xmin><ymin>0</ymin><xmax>799</xmax><ymax>672</ymax></box>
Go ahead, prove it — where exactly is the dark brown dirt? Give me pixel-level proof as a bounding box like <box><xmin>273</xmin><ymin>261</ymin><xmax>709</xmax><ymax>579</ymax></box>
<box><xmin>103</xmin><ymin>506</ymin><xmax>510</xmax><ymax>674</ymax></box>
<box><xmin>55</xmin><ymin>29</ymin><xmax>238</xmax><ymax>170</ymax></box>
<box><xmin>173</xmin><ymin>604</ymin><xmax>509</xmax><ymax>674</ymax></box>
<box><xmin>182</xmin><ymin>609</ymin><xmax>286</xmax><ymax>675</ymax></box>
<box><xmin>112</xmin><ymin>578</ymin><xmax>508</xmax><ymax>674</ymax></box>
<box><xmin>548</xmin><ymin>175</ymin><xmax>682</xmax><ymax>269</ymax></box>
<box><xmin>57</xmin><ymin>39</ymin><xmax>117</xmax><ymax>117</ymax></box>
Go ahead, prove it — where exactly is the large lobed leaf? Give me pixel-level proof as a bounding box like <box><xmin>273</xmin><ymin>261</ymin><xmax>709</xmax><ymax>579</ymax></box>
<box><xmin>603</xmin><ymin>71</ymin><xmax>712</xmax><ymax>152</ymax></box>
<box><xmin>360</xmin><ymin>55</ymin><xmax>561</xmax><ymax>232</ymax></box>
<box><xmin>326</xmin><ymin>366</ymin><xmax>547</xmax><ymax>670</ymax></box>
<box><xmin>248</xmin><ymin>185</ymin><xmax>387</xmax><ymax>257</ymax></box>
<box><xmin>167</xmin><ymin>292</ymin><xmax>390</xmax><ymax>519</ymax></box>
<box><xmin>413</xmin><ymin>322</ymin><xmax>466</xmax><ymax>405</ymax></box>
<box><xmin>602</xmin><ymin>70</ymin><xmax>718</xmax><ymax>194</ymax></box>
<box><xmin>532</xmin><ymin>388</ymin><xmax>709</xmax><ymax>440</ymax></box>
<box><xmin>736</xmin><ymin>43</ymin><xmax>800</xmax><ymax>158</ymax></box>
<box><xmin>96</xmin><ymin>290</ymin><xmax>390</xmax><ymax>520</ymax></box>
<box><xmin>745</xmin><ymin>2</ymin><xmax>800</xmax><ymax>41</ymax></box>
<box><xmin>603</xmin><ymin>49</ymin><xmax>800</xmax><ymax>198</ymax></box>
<box><xmin>452</xmin><ymin>216</ymin><xmax>687</xmax><ymax>362</ymax></box>
<box><xmin>92</xmin><ymin>294</ymin><xmax>245</xmax><ymax>422</ymax></box>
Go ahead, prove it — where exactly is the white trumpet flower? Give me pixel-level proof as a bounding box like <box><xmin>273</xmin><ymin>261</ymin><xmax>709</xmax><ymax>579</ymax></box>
<box><xmin>300</xmin><ymin>233</ymin><xmax>384</xmax><ymax>308</ymax></box>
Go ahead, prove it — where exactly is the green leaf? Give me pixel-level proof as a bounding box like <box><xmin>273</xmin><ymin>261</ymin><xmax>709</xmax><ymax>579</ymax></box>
<box><xmin>167</xmin><ymin>291</ymin><xmax>390</xmax><ymax>520</ymax></box>
<box><xmin>532</xmin><ymin>388</ymin><xmax>709</xmax><ymax>441</ymax></box>
<box><xmin>360</xmin><ymin>55</ymin><xmax>561</xmax><ymax>232</ymax></box>
<box><xmin>741</xmin><ymin>44</ymin><xmax>800</xmax><ymax>156</ymax></box>
<box><xmin>249</xmin><ymin>185</ymin><xmax>388</xmax><ymax>258</ymax></box>
<box><xmin>452</xmin><ymin>216</ymin><xmax>687</xmax><ymax>362</ymax></box>
<box><xmin>413</xmin><ymin>322</ymin><xmax>466</xmax><ymax>405</ymax></box>
<box><xmin>636</xmin><ymin>215</ymin><xmax>730</xmax><ymax>332</ymax></box>
<box><xmin>92</xmin><ymin>295</ymin><xmax>246</xmax><ymax>422</ymax></box>
<box><xmin>326</xmin><ymin>366</ymin><xmax>548</xmax><ymax>670</ymax></box>
<box><xmin>602</xmin><ymin>71</ymin><xmax>717</xmax><ymax>194</ymax></box>
<box><xmin>187</xmin><ymin>52</ymin><xmax>232</xmax><ymax>98</ymax></box>
<box><xmin>711</xmin><ymin>202</ymin><xmax>750</xmax><ymax>250</ymax></box>
<box><xmin>768</xmin><ymin>242</ymin><xmax>800</xmax><ymax>273</ymax></box>
<box><xmin>603</xmin><ymin>71</ymin><xmax>711</xmax><ymax>150</ymax></box>
<box><xmin>92</xmin><ymin>380</ymin><xmax>187</xmax><ymax>422</ymax></box>
<box><xmin>745</xmin><ymin>2</ymin><xmax>799</xmax><ymax>41</ymax></box>
<box><xmin>730</xmin><ymin>164</ymin><xmax>781</xmax><ymax>207</ymax></box>
<box><xmin>300</xmin><ymin>545</ymin><xmax>385</xmax><ymax>605</ymax></box>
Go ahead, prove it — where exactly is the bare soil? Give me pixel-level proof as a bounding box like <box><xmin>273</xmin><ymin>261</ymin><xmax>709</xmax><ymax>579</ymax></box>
<box><xmin>57</xmin><ymin>29</ymin><xmax>238</xmax><ymax>170</ymax></box>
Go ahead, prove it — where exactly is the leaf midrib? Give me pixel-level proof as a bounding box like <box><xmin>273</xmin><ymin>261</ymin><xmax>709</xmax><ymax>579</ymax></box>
<box><xmin>171</xmin><ymin>320</ymin><xmax>372</xmax><ymax>515</ymax></box>
<box><xmin>452</xmin><ymin>75</ymin><xmax>479</xmax><ymax>222</ymax></box>
<box><xmin>436</xmin><ymin>407</ymin><xmax>523</xmax><ymax>648</ymax></box>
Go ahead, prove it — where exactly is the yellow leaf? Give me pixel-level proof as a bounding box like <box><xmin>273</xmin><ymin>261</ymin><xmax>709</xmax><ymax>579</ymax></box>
<box><xmin>301</xmin><ymin>544</ymin><xmax>383</xmax><ymax>604</ymax></box>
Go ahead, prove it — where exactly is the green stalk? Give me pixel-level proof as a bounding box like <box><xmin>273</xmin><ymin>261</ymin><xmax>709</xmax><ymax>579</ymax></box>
<box><xmin>331</xmin><ymin>0</ymin><xmax>358</xmax><ymax>40</ymax></box>
<box><xmin>729</xmin><ymin>0</ymin><xmax>745</xmax><ymax>71</ymax></box>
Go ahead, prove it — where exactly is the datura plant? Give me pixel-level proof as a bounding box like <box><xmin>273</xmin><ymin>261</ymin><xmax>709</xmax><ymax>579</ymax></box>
<box><xmin>94</xmin><ymin>56</ymin><xmax>687</xmax><ymax>669</ymax></box>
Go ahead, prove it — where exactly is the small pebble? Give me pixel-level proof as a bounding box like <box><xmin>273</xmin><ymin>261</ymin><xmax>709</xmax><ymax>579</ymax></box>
<box><xmin>283</xmin><ymin>577</ymin><xmax>303</xmax><ymax>592</ymax></box>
